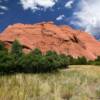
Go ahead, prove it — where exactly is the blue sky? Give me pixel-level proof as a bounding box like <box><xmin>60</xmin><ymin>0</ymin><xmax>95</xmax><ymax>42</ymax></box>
<box><xmin>0</xmin><ymin>0</ymin><xmax>100</xmax><ymax>36</ymax></box>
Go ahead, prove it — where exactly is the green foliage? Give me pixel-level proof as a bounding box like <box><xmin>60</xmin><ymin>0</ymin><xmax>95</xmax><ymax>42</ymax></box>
<box><xmin>17</xmin><ymin>50</ymin><xmax>69</xmax><ymax>73</ymax></box>
<box><xmin>17</xmin><ymin>53</ymin><xmax>34</xmax><ymax>72</ymax></box>
<box><xmin>0</xmin><ymin>41</ymin><xmax>69</xmax><ymax>73</ymax></box>
<box><xmin>58</xmin><ymin>54</ymin><xmax>70</xmax><ymax>68</ymax></box>
<box><xmin>31</xmin><ymin>48</ymin><xmax>42</xmax><ymax>56</ymax></box>
<box><xmin>11</xmin><ymin>40</ymin><xmax>23</xmax><ymax>60</ymax></box>
<box><xmin>45</xmin><ymin>51</ymin><xmax>58</xmax><ymax>67</ymax></box>
<box><xmin>0</xmin><ymin>42</ymin><xmax>7</xmax><ymax>52</ymax></box>
<box><xmin>45</xmin><ymin>51</ymin><xmax>69</xmax><ymax>70</ymax></box>
<box><xmin>0</xmin><ymin>51</ymin><xmax>15</xmax><ymax>73</ymax></box>
<box><xmin>68</xmin><ymin>56</ymin><xmax>75</xmax><ymax>65</ymax></box>
<box><xmin>91</xmin><ymin>56</ymin><xmax>100</xmax><ymax>65</ymax></box>
<box><xmin>2</xmin><ymin>39</ymin><xmax>100</xmax><ymax>74</ymax></box>
<box><xmin>68</xmin><ymin>56</ymin><xmax>88</xmax><ymax>65</ymax></box>
<box><xmin>76</xmin><ymin>57</ymin><xmax>88</xmax><ymax>65</ymax></box>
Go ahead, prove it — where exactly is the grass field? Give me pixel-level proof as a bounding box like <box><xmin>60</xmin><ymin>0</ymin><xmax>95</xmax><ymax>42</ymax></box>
<box><xmin>0</xmin><ymin>65</ymin><xmax>100</xmax><ymax>100</ymax></box>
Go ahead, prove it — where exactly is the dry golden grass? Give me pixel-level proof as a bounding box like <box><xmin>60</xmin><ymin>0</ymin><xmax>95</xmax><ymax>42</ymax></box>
<box><xmin>0</xmin><ymin>65</ymin><xmax>100</xmax><ymax>100</ymax></box>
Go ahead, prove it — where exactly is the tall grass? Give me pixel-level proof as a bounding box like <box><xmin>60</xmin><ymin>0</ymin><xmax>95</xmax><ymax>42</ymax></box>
<box><xmin>0</xmin><ymin>65</ymin><xmax>100</xmax><ymax>100</ymax></box>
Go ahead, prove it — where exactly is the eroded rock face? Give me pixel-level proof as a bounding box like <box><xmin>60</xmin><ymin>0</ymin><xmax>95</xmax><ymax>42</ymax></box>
<box><xmin>0</xmin><ymin>21</ymin><xmax>100</xmax><ymax>60</ymax></box>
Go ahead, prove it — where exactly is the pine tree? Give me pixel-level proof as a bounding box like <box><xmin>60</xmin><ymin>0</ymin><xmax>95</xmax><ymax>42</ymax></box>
<box><xmin>31</xmin><ymin>48</ymin><xmax>42</xmax><ymax>56</ymax></box>
<box><xmin>0</xmin><ymin>41</ymin><xmax>7</xmax><ymax>51</ymax></box>
<box><xmin>11</xmin><ymin>40</ymin><xmax>23</xmax><ymax>59</ymax></box>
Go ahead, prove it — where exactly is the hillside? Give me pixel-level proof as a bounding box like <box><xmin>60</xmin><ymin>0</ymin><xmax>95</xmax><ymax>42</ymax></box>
<box><xmin>0</xmin><ymin>22</ymin><xmax>100</xmax><ymax>60</ymax></box>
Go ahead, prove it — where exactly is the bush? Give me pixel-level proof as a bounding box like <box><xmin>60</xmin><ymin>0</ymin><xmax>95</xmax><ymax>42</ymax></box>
<box><xmin>68</xmin><ymin>56</ymin><xmax>88</xmax><ymax>65</ymax></box>
<box><xmin>58</xmin><ymin>54</ymin><xmax>70</xmax><ymax>68</ymax></box>
<box><xmin>0</xmin><ymin>42</ymin><xmax>7</xmax><ymax>51</ymax></box>
<box><xmin>45</xmin><ymin>51</ymin><xmax>59</xmax><ymax>69</ymax></box>
<box><xmin>90</xmin><ymin>56</ymin><xmax>100</xmax><ymax>65</ymax></box>
<box><xmin>76</xmin><ymin>57</ymin><xmax>88</xmax><ymax>65</ymax></box>
<box><xmin>31</xmin><ymin>48</ymin><xmax>42</xmax><ymax>56</ymax></box>
<box><xmin>17</xmin><ymin>53</ymin><xmax>35</xmax><ymax>72</ymax></box>
<box><xmin>0</xmin><ymin>51</ymin><xmax>15</xmax><ymax>73</ymax></box>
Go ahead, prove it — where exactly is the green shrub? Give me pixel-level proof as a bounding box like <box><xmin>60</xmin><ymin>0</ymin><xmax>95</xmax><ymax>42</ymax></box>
<box><xmin>45</xmin><ymin>51</ymin><xmax>69</xmax><ymax>70</ymax></box>
<box><xmin>17</xmin><ymin>53</ymin><xmax>34</xmax><ymax>72</ymax></box>
<box><xmin>93</xmin><ymin>61</ymin><xmax>100</xmax><ymax>65</ymax></box>
<box><xmin>0</xmin><ymin>42</ymin><xmax>7</xmax><ymax>51</ymax></box>
<box><xmin>17</xmin><ymin>50</ymin><xmax>69</xmax><ymax>73</ymax></box>
<box><xmin>68</xmin><ymin>56</ymin><xmax>88</xmax><ymax>65</ymax></box>
<box><xmin>91</xmin><ymin>56</ymin><xmax>100</xmax><ymax>65</ymax></box>
<box><xmin>31</xmin><ymin>48</ymin><xmax>42</xmax><ymax>56</ymax></box>
<box><xmin>58</xmin><ymin>54</ymin><xmax>69</xmax><ymax>68</ymax></box>
<box><xmin>45</xmin><ymin>51</ymin><xmax>59</xmax><ymax>69</ymax></box>
<box><xmin>0</xmin><ymin>51</ymin><xmax>15</xmax><ymax>73</ymax></box>
<box><xmin>76</xmin><ymin>57</ymin><xmax>88</xmax><ymax>65</ymax></box>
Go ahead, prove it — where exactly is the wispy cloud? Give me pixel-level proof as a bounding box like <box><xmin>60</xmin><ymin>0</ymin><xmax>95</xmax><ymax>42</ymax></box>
<box><xmin>0</xmin><ymin>0</ymin><xmax>8</xmax><ymax>15</ymax></box>
<box><xmin>0</xmin><ymin>12</ymin><xmax>5</xmax><ymax>15</ymax></box>
<box><xmin>0</xmin><ymin>5</ymin><xmax>8</xmax><ymax>10</ymax></box>
<box><xmin>56</xmin><ymin>15</ymin><xmax>65</xmax><ymax>21</ymax></box>
<box><xmin>65</xmin><ymin>0</ymin><xmax>74</xmax><ymax>9</ymax></box>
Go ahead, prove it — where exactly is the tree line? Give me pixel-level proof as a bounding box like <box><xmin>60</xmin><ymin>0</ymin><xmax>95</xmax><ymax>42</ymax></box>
<box><xmin>0</xmin><ymin>40</ymin><xmax>100</xmax><ymax>74</ymax></box>
<box><xmin>0</xmin><ymin>40</ymin><xmax>69</xmax><ymax>73</ymax></box>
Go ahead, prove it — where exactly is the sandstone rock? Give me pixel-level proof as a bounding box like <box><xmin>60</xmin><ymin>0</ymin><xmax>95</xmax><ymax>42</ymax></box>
<box><xmin>0</xmin><ymin>21</ymin><xmax>100</xmax><ymax>60</ymax></box>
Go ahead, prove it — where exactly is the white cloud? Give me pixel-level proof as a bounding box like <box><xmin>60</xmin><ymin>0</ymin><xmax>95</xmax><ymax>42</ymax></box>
<box><xmin>56</xmin><ymin>15</ymin><xmax>65</xmax><ymax>21</ymax></box>
<box><xmin>65</xmin><ymin>0</ymin><xmax>74</xmax><ymax>9</ymax></box>
<box><xmin>0</xmin><ymin>0</ymin><xmax>8</xmax><ymax>15</ymax></box>
<box><xmin>0</xmin><ymin>5</ymin><xmax>8</xmax><ymax>10</ymax></box>
<box><xmin>71</xmin><ymin>0</ymin><xmax>100</xmax><ymax>34</ymax></box>
<box><xmin>20</xmin><ymin>0</ymin><xmax>57</xmax><ymax>12</ymax></box>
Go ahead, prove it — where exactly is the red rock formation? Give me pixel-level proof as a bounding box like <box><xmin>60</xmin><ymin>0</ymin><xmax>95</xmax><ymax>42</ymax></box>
<box><xmin>0</xmin><ymin>21</ymin><xmax>100</xmax><ymax>60</ymax></box>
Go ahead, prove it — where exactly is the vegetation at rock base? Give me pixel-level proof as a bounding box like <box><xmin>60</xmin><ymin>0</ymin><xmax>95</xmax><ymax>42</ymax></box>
<box><xmin>0</xmin><ymin>40</ymin><xmax>100</xmax><ymax>74</ymax></box>
<box><xmin>0</xmin><ymin>41</ymin><xmax>7</xmax><ymax>51</ymax></box>
<box><xmin>0</xmin><ymin>40</ymin><xmax>69</xmax><ymax>73</ymax></box>
<box><xmin>68</xmin><ymin>56</ymin><xmax>88</xmax><ymax>65</ymax></box>
<box><xmin>88</xmin><ymin>56</ymin><xmax>100</xmax><ymax>65</ymax></box>
<box><xmin>0</xmin><ymin>40</ymin><xmax>100</xmax><ymax>99</ymax></box>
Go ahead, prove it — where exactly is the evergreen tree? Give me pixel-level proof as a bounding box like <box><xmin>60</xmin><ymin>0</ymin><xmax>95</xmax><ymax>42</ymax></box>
<box><xmin>31</xmin><ymin>48</ymin><xmax>42</xmax><ymax>56</ymax></box>
<box><xmin>17</xmin><ymin>53</ymin><xmax>34</xmax><ymax>72</ymax></box>
<box><xmin>93</xmin><ymin>56</ymin><xmax>100</xmax><ymax>65</ymax></box>
<box><xmin>11</xmin><ymin>40</ymin><xmax>23</xmax><ymax>59</ymax></box>
<box><xmin>0</xmin><ymin>41</ymin><xmax>7</xmax><ymax>51</ymax></box>
<box><xmin>0</xmin><ymin>52</ymin><xmax>15</xmax><ymax>73</ymax></box>
<box><xmin>59</xmin><ymin>54</ymin><xmax>70</xmax><ymax>68</ymax></box>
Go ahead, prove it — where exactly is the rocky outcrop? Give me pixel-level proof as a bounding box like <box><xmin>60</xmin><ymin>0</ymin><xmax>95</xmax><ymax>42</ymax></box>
<box><xmin>0</xmin><ymin>21</ymin><xmax>100</xmax><ymax>60</ymax></box>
